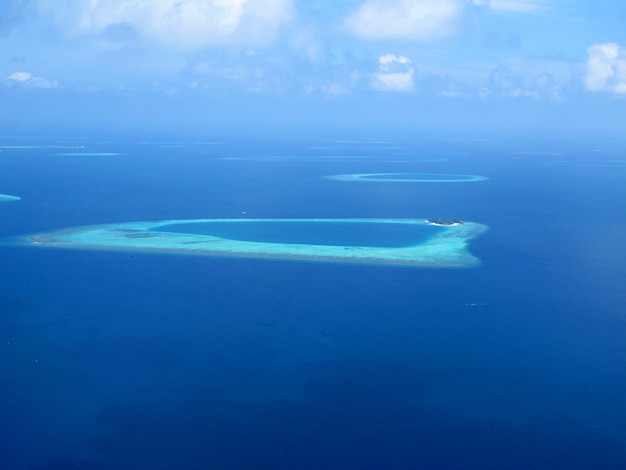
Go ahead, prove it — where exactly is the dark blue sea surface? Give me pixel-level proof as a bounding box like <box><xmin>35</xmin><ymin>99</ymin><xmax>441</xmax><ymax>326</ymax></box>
<box><xmin>1</xmin><ymin>135</ymin><xmax>625</xmax><ymax>469</ymax></box>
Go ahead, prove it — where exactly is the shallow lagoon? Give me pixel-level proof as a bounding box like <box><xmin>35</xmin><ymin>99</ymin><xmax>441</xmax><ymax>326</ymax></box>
<box><xmin>23</xmin><ymin>218</ymin><xmax>487</xmax><ymax>267</ymax></box>
<box><xmin>156</xmin><ymin>220</ymin><xmax>442</xmax><ymax>248</ymax></box>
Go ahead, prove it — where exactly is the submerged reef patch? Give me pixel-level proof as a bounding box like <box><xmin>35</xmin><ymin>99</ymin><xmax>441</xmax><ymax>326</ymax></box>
<box><xmin>550</xmin><ymin>160</ymin><xmax>626</xmax><ymax>167</ymax></box>
<box><xmin>325</xmin><ymin>173</ymin><xmax>488</xmax><ymax>182</ymax></box>
<box><xmin>0</xmin><ymin>193</ymin><xmax>21</xmax><ymax>202</ymax></box>
<box><xmin>221</xmin><ymin>156</ymin><xmax>445</xmax><ymax>163</ymax></box>
<box><xmin>55</xmin><ymin>152</ymin><xmax>122</xmax><ymax>156</ymax></box>
<box><xmin>0</xmin><ymin>145</ymin><xmax>83</xmax><ymax>149</ymax></box>
<box><xmin>20</xmin><ymin>218</ymin><xmax>487</xmax><ymax>267</ymax></box>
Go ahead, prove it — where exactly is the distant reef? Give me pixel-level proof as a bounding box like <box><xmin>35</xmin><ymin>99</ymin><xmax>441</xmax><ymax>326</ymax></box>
<box><xmin>0</xmin><ymin>193</ymin><xmax>21</xmax><ymax>203</ymax></box>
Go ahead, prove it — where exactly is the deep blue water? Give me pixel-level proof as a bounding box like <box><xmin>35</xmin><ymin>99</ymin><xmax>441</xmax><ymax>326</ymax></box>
<box><xmin>156</xmin><ymin>221</ymin><xmax>441</xmax><ymax>247</ymax></box>
<box><xmin>1</xmin><ymin>134</ymin><xmax>625</xmax><ymax>469</ymax></box>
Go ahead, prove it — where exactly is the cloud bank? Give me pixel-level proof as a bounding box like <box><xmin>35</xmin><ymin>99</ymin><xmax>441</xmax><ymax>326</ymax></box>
<box><xmin>342</xmin><ymin>0</ymin><xmax>547</xmax><ymax>41</ymax></box>
<box><xmin>585</xmin><ymin>43</ymin><xmax>626</xmax><ymax>94</ymax></box>
<box><xmin>0</xmin><ymin>0</ymin><xmax>614</xmax><ymax>104</ymax></box>
<box><xmin>344</xmin><ymin>0</ymin><xmax>463</xmax><ymax>40</ymax></box>
<box><xmin>27</xmin><ymin>0</ymin><xmax>294</xmax><ymax>47</ymax></box>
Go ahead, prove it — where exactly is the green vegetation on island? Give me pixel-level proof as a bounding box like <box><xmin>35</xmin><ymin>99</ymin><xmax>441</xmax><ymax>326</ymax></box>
<box><xmin>427</xmin><ymin>218</ymin><xmax>463</xmax><ymax>226</ymax></box>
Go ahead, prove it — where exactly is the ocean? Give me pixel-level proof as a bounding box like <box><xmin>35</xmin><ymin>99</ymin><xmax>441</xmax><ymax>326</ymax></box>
<box><xmin>1</xmin><ymin>134</ymin><xmax>625</xmax><ymax>469</ymax></box>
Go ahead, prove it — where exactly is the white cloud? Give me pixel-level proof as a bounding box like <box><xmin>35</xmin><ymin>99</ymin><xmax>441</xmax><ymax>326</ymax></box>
<box><xmin>8</xmin><ymin>71</ymin><xmax>32</xmax><ymax>82</ymax></box>
<box><xmin>342</xmin><ymin>0</ymin><xmax>548</xmax><ymax>41</ymax></box>
<box><xmin>344</xmin><ymin>0</ymin><xmax>463</xmax><ymax>40</ymax></box>
<box><xmin>29</xmin><ymin>0</ymin><xmax>294</xmax><ymax>48</ymax></box>
<box><xmin>379</xmin><ymin>54</ymin><xmax>412</xmax><ymax>67</ymax></box>
<box><xmin>585</xmin><ymin>43</ymin><xmax>626</xmax><ymax>94</ymax></box>
<box><xmin>371</xmin><ymin>54</ymin><xmax>414</xmax><ymax>91</ymax></box>
<box><xmin>6</xmin><ymin>71</ymin><xmax>58</xmax><ymax>88</ymax></box>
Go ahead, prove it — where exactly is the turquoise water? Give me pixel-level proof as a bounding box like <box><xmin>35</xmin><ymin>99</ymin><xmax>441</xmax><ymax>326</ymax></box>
<box><xmin>55</xmin><ymin>152</ymin><xmax>122</xmax><ymax>156</ymax></box>
<box><xmin>155</xmin><ymin>221</ymin><xmax>442</xmax><ymax>247</ymax></box>
<box><xmin>0</xmin><ymin>193</ymin><xmax>20</xmax><ymax>202</ymax></box>
<box><xmin>362</xmin><ymin>173</ymin><xmax>482</xmax><ymax>181</ymax></box>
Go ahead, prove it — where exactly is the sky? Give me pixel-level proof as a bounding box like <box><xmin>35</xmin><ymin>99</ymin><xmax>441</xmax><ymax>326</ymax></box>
<box><xmin>1</xmin><ymin>0</ymin><xmax>625</xmax><ymax>136</ymax></box>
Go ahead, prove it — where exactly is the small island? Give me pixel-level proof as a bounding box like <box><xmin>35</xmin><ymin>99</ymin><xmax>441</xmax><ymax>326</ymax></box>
<box><xmin>427</xmin><ymin>218</ymin><xmax>463</xmax><ymax>226</ymax></box>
